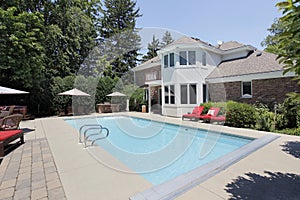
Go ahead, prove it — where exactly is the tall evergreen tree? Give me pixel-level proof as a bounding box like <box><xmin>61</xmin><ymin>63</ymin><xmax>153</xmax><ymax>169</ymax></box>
<box><xmin>261</xmin><ymin>18</ymin><xmax>286</xmax><ymax>54</ymax></box>
<box><xmin>160</xmin><ymin>31</ymin><xmax>174</xmax><ymax>47</ymax></box>
<box><xmin>44</xmin><ymin>0</ymin><xmax>101</xmax><ymax>77</ymax></box>
<box><xmin>100</xmin><ymin>0</ymin><xmax>142</xmax><ymax>78</ymax></box>
<box><xmin>142</xmin><ymin>35</ymin><xmax>160</xmax><ymax>62</ymax></box>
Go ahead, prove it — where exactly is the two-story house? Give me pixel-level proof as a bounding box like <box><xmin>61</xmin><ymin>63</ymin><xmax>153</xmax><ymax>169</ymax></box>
<box><xmin>132</xmin><ymin>36</ymin><xmax>300</xmax><ymax>117</ymax></box>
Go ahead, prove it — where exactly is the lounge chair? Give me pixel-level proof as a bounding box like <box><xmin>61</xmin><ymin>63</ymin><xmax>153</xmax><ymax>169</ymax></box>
<box><xmin>197</xmin><ymin>107</ymin><xmax>226</xmax><ymax>123</ymax></box>
<box><xmin>0</xmin><ymin>105</ymin><xmax>15</xmax><ymax>118</ymax></box>
<box><xmin>0</xmin><ymin>114</ymin><xmax>23</xmax><ymax>131</ymax></box>
<box><xmin>182</xmin><ymin>106</ymin><xmax>204</xmax><ymax>120</ymax></box>
<box><xmin>0</xmin><ymin>129</ymin><xmax>24</xmax><ymax>157</ymax></box>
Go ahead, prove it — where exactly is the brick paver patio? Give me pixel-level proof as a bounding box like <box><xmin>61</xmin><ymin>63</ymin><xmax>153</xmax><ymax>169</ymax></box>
<box><xmin>0</xmin><ymin>138</ymin><xmax>66</xmax><ymax>200</ymax></box>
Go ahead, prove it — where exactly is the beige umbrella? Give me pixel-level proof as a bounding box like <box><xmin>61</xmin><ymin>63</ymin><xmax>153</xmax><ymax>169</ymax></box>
<box><xmin>106</xmin><ymin>92</ymin><xmax>128</xmax><ymax>111</ymax></box>
<box><xmin>0</xmin><ymin>86</ymin><xmax>29</xmax><ymax>94</ymax></box>
<box><xmin>58</xmin><ymin>88</ymin><xmax>90</xmax><ymax>96</ymax></box>
<box><xmin>106</xmin><ymin>92</ymin><xmax>126</xmax><ymax>97</ymax></box>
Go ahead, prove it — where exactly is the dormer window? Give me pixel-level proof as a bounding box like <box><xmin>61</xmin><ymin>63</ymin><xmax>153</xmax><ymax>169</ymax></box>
<box><xmin>180</xmin><ymin>51</ymin><xmax>196</xmax><ymax>66</ymax></box>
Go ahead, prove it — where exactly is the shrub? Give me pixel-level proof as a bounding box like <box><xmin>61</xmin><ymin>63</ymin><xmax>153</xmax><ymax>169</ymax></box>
<box><xmin>275</xmin><ymin>97</ymin><xmax>300</xmax><ymax>130</ymax></box>
<box><xmin>275</xmin><ymin>127</ymin><xmax>300</xmax><ymax>136</ymax></box>
<box><xmin>225</xmin><ymin>101</ymin><xmax>256</xmax><ymax>128</ymax></box>
<box><xmin>200</xmin><ymin>102</ymin><xmax>212</xmax><ymax>114</ymax></box>
<box><xmin>254</xmin><ymin>103</ymin><xmax>275</xmax><ymax>132</ymax></box>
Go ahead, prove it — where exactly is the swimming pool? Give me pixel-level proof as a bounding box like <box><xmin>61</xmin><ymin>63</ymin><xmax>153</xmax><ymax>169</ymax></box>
<box><xmin>65</xmin><ymin>116</ymin><xmax>253</xmax><ymax>185</ymax></box>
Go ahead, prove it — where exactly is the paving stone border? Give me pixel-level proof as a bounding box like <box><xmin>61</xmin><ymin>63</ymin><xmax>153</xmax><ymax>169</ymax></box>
<box><xmin>0</xmin><ymin>138</ymin><xmax>66</xmax><ymax>200</ymax></box>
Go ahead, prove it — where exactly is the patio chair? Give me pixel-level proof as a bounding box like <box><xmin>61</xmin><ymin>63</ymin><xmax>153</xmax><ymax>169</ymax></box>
<box><xmin>0</xmin><ymin>114</ymin><xmax>23</xmax><ymax>131</ymax></box>
<box><xmin>196</xmin><ymin>107</ymin><xmax>226</xmax><ymax>123</ymax></box>
<box><xmin>182</xmin><ymin>106</ymin><xmax>204</xmax><ymax>120</ymax></box>
<box><xmin>0</xmin><ymin>105</ymin><xmax>15</xmax><ymax>118</ymax></box>
<box><xmin>0</xmin><ymin>129</ymin><xmax>24</xmax><ymax>157</ymax></box>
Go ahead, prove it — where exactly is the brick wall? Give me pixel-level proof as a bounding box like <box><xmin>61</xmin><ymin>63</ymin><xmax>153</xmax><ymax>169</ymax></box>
<box><xmin>134</xmin><ymin>65</ymin><xmax>161</xmax><ymax>86</ymax></box>
<box><xmin>208</xmin><ymin>77</ymin><xmax>300</xmax><ymax>105</ymax></box>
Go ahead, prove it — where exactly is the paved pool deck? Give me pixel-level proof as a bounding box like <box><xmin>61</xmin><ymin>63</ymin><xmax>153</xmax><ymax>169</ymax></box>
<box><xmin>1</xmin><ymin>112</ymin><xmax>300</xmax><ymax>199</ymax></box>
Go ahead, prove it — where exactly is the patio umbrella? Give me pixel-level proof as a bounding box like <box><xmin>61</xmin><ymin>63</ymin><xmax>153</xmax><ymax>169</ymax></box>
<box><xmin>106</xmin><ymin>91</ymin><xmax>127</xmax><ymax>97</ymax></box>
<box><xmin>58</xmin><ymin>88</ymin><xmax>90</xmax><ymax>96</ymax></box>
<box><xmin>106</xmin><ymin>92</ymin><xmax>128</xmax><ymax>111</ymax></box>
<box><xmin>0</xmin><ymin>86</ymin><xmax>29</xmax><ymax>94</ymax></box>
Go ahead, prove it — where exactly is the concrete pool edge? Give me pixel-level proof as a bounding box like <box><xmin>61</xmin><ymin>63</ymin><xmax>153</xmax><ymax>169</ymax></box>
<box><xmin>130</xmin><ymin>134</ymin><xmax>280</xmax><ymax>200</ymax></box>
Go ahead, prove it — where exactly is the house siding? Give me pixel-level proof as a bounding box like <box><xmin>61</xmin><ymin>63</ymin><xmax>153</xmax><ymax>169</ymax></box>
<box><xmin>134</xmin><ymin>65</ymin><xmax>161</xmax><ymax>86</ymax></box>
<box><xmin>208</xmin><ymin>77</ymin><xmax>300</xmax><ymax>105</ymax></box>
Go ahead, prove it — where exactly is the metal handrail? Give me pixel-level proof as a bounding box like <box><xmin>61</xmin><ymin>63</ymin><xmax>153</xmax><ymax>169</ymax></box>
<box><xmin>83</xmin><ymin>127</ymin><xmax>103</xmax><ymax>147</ymax></box>
<box><xmin>91</xmin><ymin>127</ymin><xmax>109</xmax><ymax>146</ymax></box>
<box><xmin>79</xmin><ymin>124</ymin><xmax>102</xmax><ymax>143</ymax></box>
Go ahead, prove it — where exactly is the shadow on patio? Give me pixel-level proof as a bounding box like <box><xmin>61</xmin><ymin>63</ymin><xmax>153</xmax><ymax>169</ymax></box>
<box><xmin>281</xmin><ymin>141</ymin><xmax>300</xmax><ymax>159</ymax></box>
<box><xmin>225</xmin><ymin>171</ymin><xmax>300</xmax><ymax>200</ymax></box>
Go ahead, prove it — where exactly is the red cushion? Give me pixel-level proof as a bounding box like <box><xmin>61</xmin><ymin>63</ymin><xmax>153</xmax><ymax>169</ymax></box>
<box><xmin>0</xmin><ymin>130</ymin><xmax>23</xmax><ymax>141</ymax></box>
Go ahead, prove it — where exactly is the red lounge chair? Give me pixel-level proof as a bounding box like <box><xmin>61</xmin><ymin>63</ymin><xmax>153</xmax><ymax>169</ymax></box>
<box><xmin>197</xmin><ymin>107</ymin><xmax>226</xmax><ymax>123</ymax></box>
<box><xmin>0</xmin><ymin>129</ymin><xmax>24</xmax><ymax>157</ymax></box>
<box><xmin>182</xmin><ymin>106</ymin><xmax>204</xmax><ymax>120</ymax></box>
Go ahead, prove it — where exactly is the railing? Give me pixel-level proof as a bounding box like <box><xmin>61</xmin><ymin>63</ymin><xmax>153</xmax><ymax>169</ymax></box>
<box><xmin>79</xmin><ymin>124</ymin><xmax>109</xmax><ymax>148</ymax></box>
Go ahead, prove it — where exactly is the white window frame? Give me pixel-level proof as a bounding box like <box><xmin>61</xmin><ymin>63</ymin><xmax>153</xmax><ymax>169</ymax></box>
<box><xmin>241</xmin><ymin>81</ymin><xmax>252</xmax><ymax>98</ymax></box>
<box><xmin>164</xmin><ymin>85</ymin><xmax>175</xmax><ymax>104</ymax></box>
<box><xmin>180</xmin><ymin>83</ymin><xmax>197</xmax><ymax>104</ymax></box>
<box><xmin>179</xmin><ymin>51</ymin><xmax>196</xmax><ymax>66</ymax></box>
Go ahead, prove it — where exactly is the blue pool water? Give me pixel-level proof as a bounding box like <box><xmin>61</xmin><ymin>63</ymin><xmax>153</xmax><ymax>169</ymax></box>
<box><xmin>65</xmin><ymin>116</ymin><xmax>253</xmax><ymax>185</ymax></box>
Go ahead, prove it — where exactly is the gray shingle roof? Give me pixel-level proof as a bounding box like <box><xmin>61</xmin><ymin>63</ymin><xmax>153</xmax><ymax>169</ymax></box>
<box><xmin>207</xmin><ymin>50</ymin><xmax>284</xmax><ymax>79</ymax></box>
<box><xmin>217</xmin><ymin>41</ymin><xmax>245</xmax><ymax>50</ymax></box>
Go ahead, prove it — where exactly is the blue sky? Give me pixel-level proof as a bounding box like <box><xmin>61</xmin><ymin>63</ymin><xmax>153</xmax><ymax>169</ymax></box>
<box><xmin>136</xmin><ymin>0</ymin><xmax>282</xmax><ymax>50</ymax></box>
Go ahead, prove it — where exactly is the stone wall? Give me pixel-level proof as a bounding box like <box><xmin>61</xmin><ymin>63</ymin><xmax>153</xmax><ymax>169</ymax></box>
<box><xmin>208</xmin><ymin>77</ymin><xmax>300</xmax><ymax>105</ymax></box>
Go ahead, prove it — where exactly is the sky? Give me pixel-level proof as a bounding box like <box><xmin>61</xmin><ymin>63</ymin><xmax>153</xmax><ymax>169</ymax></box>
<box><xmin>135</xmin><ymin>0</ymin><xmax>282</xmax><ymax>50</ymax></box>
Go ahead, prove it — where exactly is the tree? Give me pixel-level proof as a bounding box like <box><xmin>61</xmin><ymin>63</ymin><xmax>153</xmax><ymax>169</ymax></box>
<box><xmin>142</xmin><ymin>35</ymin><xmax>160</xmax><ymax>62</ymax></box>
<box><xmin>160</xmin><ymin>31</ymin><xmax>174</xmax><ymax>47</ymax></box>
<box><xmin>275</xmin><ymin>0</ymin><xmax>300</xmax><ymax>100</ymax></box>
<box><xmin>0</xmin><ymin>7</ymin><xmax>45</xmax><ymax>90</ymax></box>
<box><xmin>44</xmin><ymin>0</ymin><xmax>101</xmax><ymax>77</ymax></box>
<box><xmin>100</xmin><ymin>0</ymin><xmax>142</xmax><ymax>77</ymax></box>
<box><xmin>261</xmin><ymin>18</ymin><xmax>286</xmax><ymax>54</ymax></box>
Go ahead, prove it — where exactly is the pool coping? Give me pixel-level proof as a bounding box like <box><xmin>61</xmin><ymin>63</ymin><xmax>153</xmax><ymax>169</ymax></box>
<box><xmin>63</xmin><ymin>113</ymin><xmax>280</xmax><ymax>200</ymax></box>
<box><xmin>129</xmin><ymin>134</ymin><xmax>279</xmax><ymax>200</ymax></box>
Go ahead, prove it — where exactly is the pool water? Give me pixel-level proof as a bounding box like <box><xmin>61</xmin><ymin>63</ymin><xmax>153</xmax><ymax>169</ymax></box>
<box><xmin>65</xmin><ymin>116</ymin><xmax>253</xmax><ymax>185</ymax></box>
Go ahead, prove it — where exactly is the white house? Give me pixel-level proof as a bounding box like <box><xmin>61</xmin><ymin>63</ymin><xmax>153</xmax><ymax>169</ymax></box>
<box><xmin>132</xmin><ymin>36</ymin><xmax>299</xmax><ymax>117</ymax></box>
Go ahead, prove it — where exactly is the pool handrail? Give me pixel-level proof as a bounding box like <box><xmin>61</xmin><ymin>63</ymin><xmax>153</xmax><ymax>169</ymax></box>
<box><xmin>79</xmin><ymin>124</ymin><xmax>103</xmax><ymax>143</ymax></box>
<box><xmin>91</xmin><ymin>127</ymin><xmax>109</xmax><ymax>146</ymax></box>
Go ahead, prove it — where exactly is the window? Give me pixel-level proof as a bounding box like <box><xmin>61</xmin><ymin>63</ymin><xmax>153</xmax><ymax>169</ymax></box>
<box><xmin>164</xmin><ymin>55</ymin><xmax>168</xmax><ymax>68</ymax></box>
<box><xmin>189</xmin><ymin>84</ymin><xmax>197</xmax><ymax>104</ymax></box>
<box><xmin>188</xmin><ymin>51</ymin><xmax>196</xmax><ymax>65</ymax></box>
<box><xmin>179</xmin><ymin>51</ymin><xmax>187</xmax><ymax>65</ymax></box>
<box><xmin>145</xmin><ymin>71</ymin><xmax>157</xmax><ymax>81</ymax></box>
<box><xmin>165</xmin><ymin>85</ymin><xmax>175</xmax><ymax>104</ymax></box>
<box><xmin>202</xmin><ymin>84</ymin><xmax>207</xmax><ymax>102</ymax></box>
<box><xmin>181</xmin><ymin>84</ymin><xmax>197</xmax><ymax>104</ymax></box>
<box><xmin>202</xmin><ymin>52</ymin><xmax>206</xmax><ymax>66</ymax></box>
<box><xmin>170</xmin><ymin>85</ymin><xmax>175</xmax><ymax>104</ymax></box>
<box><xmin>164</xmin><ymin>86</ymin><xmax>169</xmax><ymax>104</ymax></box>
<box><xmin>242</xmin><ymin>81</ymin><xmax>252</xmax><ymax>97</ymax></box>
<box><xmin>170</xmin><ymin>53</ymin><xmax>175</xmax><ymax>67</ymax></box>
<box><xmin>180</xmin><ymin>51</ymin><xmax>196</xmax><ymax>65</ymax></box>
<box><xmin>180</xmin><ymin>85</ymin><xmax>188</xmax><ymax>104</ymax></box>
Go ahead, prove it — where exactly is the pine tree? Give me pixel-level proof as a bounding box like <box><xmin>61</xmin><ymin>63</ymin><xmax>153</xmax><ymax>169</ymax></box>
<box><xmin>100</xmin><ymin>0</ymin><xmax>141</xmax><ymax>78</ymax></box>
<box><xmin>142</xmin><ymin>35</ymin><xmax>160</xmax><ymax>62</ymax></box>
<box><xmin>161</xmin><ymin>31</ymin><xmax>174</xmax><ymax>47</ymax></box>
